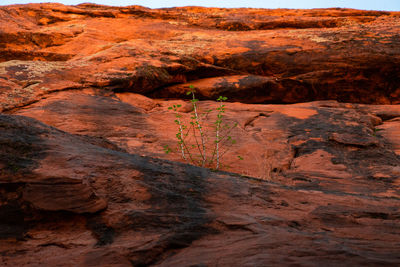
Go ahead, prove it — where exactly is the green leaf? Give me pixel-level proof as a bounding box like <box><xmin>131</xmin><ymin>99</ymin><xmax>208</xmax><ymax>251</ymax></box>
<box><xmin>177</xmin><ymin>104</ymin><xmax>182</xmax><ymax>108</ymax></box>
<box><xmin>237</xmin><ymin>155</ymin><xmax>243</xmax><ymax>160</ymax></box>
<box><xmin>163</xmin><ymin>145</ymin><xmax>172</xmax><ymax>154</ymax></box>
<box><xmin>168</xmin><ymin>107</ymin><xmax>172</xmax><ymax>110</ymax></box>
<box><xmin>186</xmin><ymin>91</ymin><xmax>192</xmax><ymax>95</ymax></box>
<box><xmin>189</xmin><ymin>85</ymin><xmax>195</xmax><ymax>89</ymax></box>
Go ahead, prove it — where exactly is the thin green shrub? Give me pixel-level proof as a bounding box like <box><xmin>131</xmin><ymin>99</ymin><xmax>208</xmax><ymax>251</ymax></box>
<box><xmin>164</xmin><ymin>85</ymin><xmax>241</xmax><ymax>169</ymax></box>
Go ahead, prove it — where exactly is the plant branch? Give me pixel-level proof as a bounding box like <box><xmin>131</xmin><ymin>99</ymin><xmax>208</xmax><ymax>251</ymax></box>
<box><xmin>191</xmin><ymin>93</ymin><xmax>207</xmax><ymax>167</ymax></box>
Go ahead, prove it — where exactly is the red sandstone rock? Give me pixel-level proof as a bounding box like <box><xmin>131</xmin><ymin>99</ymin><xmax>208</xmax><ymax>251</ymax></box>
<box><xmin>0</xmin><ymin>113</ymin><xmax>400</xmax><ymax>266</ymax></box>
<box><xmin>1</xmin><ymin>3</ymin><xmax>400</xmax><ymax>266</ymax></box>
<box><xmin>10</xmin><ymin>90</ymin><xmax>400</xmax><ymax>190</ymax></box>
<box><xmin>1</xmin><ymin>3</ymin><xmax>400</xmax><ymax>111</ymax></box>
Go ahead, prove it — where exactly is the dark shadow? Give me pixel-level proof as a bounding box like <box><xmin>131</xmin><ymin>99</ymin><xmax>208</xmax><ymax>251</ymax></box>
<box><xmin>123</xmin><ymin>155</ymin><xmax>217</xmax><ymax>266</ymax></box>
<box><xmin>0</xmin><ymin>114</ymin><xmax>49</xmax><ymax>239</ymax></box>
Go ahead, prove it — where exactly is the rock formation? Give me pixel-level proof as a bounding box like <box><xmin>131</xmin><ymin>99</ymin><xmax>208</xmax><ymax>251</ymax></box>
<box><xmin>0</xmin><ymin>3</ymin><xmax>399</xmax><ymax>266</ymax></box>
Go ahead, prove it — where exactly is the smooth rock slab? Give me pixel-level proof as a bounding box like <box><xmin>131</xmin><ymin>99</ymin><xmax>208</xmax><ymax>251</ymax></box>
<box><xmin>0</xmin><ymin>113</ymin><xmax>399</xmax><ymax>266</ymax></box>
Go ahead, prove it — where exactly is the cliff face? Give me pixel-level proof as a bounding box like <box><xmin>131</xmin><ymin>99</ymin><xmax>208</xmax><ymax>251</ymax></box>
<box><xmin>1</xmin><ymin>3</ymin><xmax>400</xmax><ymax>110</ymax></box>
<box><xmin>0</xmin><ymin>3</ymin><xmax>400</xmax><ymax>266</ymax></box>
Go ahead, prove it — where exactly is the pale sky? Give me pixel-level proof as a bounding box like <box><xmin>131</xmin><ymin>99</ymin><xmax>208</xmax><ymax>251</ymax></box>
<box><xmin>1</xmin><ymin>0</ymin><xmax>399</xmax><ymax>11</ymax></box>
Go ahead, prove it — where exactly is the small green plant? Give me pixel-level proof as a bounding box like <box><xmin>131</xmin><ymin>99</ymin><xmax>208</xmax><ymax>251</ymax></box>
<box><xmin>372</xmin><ymin>127</ymin><xmax>383</xmax><ymax>136</ymax></box>
<box><xmin>165</xmin><ymin>85</ymin><xmax>241</xmax><ymax>170</ymax></box>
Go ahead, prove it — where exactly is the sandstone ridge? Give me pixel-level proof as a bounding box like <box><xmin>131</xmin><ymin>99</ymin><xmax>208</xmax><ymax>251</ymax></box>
<box><xmin>1</xmin><ymin>3</ymin><xmax>400</xmax><ymax>112</ymax></box>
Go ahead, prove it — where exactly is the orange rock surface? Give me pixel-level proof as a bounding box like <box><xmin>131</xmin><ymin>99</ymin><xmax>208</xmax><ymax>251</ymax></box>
<box><xmin>1</xmin><ymin>3</ymin><xmax>400</xmax><ymax>266</ymax></box>
<box><xmin>1</xmin><ymin>3</ymin><xmax>400</xmax><ymax>111</ymax></box>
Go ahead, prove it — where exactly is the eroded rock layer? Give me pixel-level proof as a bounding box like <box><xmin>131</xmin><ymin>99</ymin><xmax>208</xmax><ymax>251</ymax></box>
<box><xmin>1</xmin><ymin>113</ymin><xmax>400</xmax><ymax>266</ymax></box>
<box><xmin>1</xmin><ymin>3</ymin><xmax>400</xmax><ymax>111</ymax></box>
<box><xmin>1</xmin><ymin>3</ymin><xmax>400</xmax><ymax>266</ymax></box>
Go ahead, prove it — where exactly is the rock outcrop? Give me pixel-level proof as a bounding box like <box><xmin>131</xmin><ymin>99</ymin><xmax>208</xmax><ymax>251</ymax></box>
<box><xmin>1</xmin><ymin>112</ymin><xmax>400</xmax><ymax>266</ymax></box>
<box><xmin>1</xmin><ymin>3</ymin><xmax>400</xmax><ymax>111</ymax></box>
<box><xmin>0</xmin><ymin>3</ymin><xmax>400</xmax><ymax>266</ymax></box>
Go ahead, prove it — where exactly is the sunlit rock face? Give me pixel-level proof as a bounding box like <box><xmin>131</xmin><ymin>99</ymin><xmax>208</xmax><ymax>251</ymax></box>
<box><xmin>0</xmin><ymin>3</ymin><xmax>400</xmax><ymax>266</ymax></box>
<box><xmin>1</xmin><ymin>3</ymin><xmax>400</xmax><ymax>110</ymax></box>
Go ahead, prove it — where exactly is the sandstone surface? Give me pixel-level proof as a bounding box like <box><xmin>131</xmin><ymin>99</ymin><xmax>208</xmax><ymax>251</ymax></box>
<box><xmin>1</xmin><ymin>3</ymin><xmax>400</xmax><ymax>111</ymax></box>
<box><xmin>1</xmin><ymin>112</ymin><xmax>400</xmax><ymax>266</ymax></box>
<box><xmin>0</xmin><ymin>3</ymin><xmax>400</xmax><ymax>266</ymax></box>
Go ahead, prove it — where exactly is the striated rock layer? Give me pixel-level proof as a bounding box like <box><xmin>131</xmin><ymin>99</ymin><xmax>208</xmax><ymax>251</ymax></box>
<box><xmin>1</xmin><ymin>113</ymin><xmax>399</xmax><ymax>266</ymax></box>
<box><xmin>0</xmin><ymin>3</ymin><xmax>400</xmax><ymax>266</ymax></box>
<box><xmin>1</xmin><ymin>3</ymin><xmax>400</xmax><ymax>111</ymax></box>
